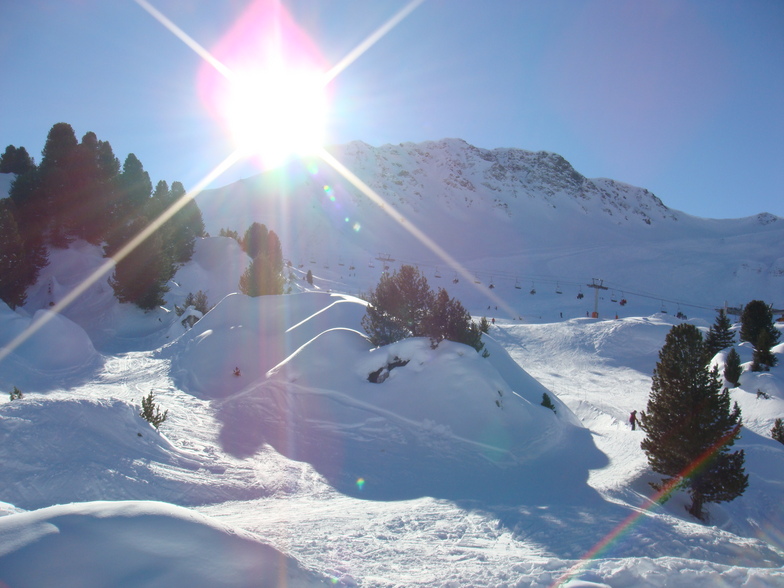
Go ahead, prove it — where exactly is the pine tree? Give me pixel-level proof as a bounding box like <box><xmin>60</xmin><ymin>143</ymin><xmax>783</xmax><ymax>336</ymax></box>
<box><xmin>140</xmin><ymin>391</ymin><xmax>168</xmax><ymax>429</ymax></box>
<box><xmin>162</xmin><ymin>182</ymin><xmax>204</xmax><ymax>264</ymax></box>
<box><xmin>362</xmin><ymin>265</ymin><xmax>434</xmax><ymax>346</ymax></box>
<box><xmin>752</xmin><ymin>330</ymin><xmax>777</xmax><ymax>371</ymax></box>
<box><xmin>478</xmin><ymin>316</ymin><xmax>491</xmax><ymax>334</ymax></box>
<box><xmin>67</xmin><ymin>131</ymin><xmax>120</xmax><ymax>244</ymax></box>
<box><xmin>116</xmin><ymin>153</ymin><xmax>152</xmax><ymax>220</ymax></box>
<box><xmin>423</xmin><ymin>288</ymin><xmax>483</xmax><ymax>351</ymax></box>
<box><xmin>242</xmin><ymin>222</ymin><xmax>268</xmax><ymax>259</ymax></box>
<box><xmin>639</xmin><ymin>323</ymin><xmax>748</xmax><ymax>521</ymax></box>
<box><xmin>239</xmin><ymin>254</ymin><xmax>284</xmax><ymax>297</ymax></box>
<box><xmin>266</xmin><ymin>229</ymin><xmax>283</xmax><ymax>274</ymax></box>
<box><xmin>772</xmin><ymin>418</ymin><xmax>784</xmax><ymax>445</ymax></box>
<box><xmin>38</xmin><ymin>122</ymin><xmax>80</xmax><ymax>246</ymax></box>
<box><xmin>704</xmin><ymin>309</ymin><xmax>735</xmax><ymax>358</ymax></box>
<box><xmin>0</xmin><ymin>202</ymin><xmax>28</xmax><ymax>309</ymax></box>
<box><xmin>362</xmin><ymin>265</ymin><xmax>482</xmax><ymax>351</ymax></box>
<box><xmin>109</xmin><ymin>216</ymin><xmax>174</xmax><ymax>310</ymax></box>
<box><xmin>0</xmin><ymin>145</ymin><xmax>34</xmax><ymax>175</ymax></box>
<box><xmin>724</xmin><ymin>348</ymin><xmax>742</xmax><ymax>387</ymax></box>
<box><xmin>740</xmin><ymin>300</ymin><xmax>780</xmax><ymax>346</ymax></box>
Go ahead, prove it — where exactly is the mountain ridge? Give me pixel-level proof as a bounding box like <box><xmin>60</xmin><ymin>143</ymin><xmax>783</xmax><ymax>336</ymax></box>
<box><xmin>195</xmin><ymin>139</ymin><xmax>783</xmax><ymax>314</ymax></box>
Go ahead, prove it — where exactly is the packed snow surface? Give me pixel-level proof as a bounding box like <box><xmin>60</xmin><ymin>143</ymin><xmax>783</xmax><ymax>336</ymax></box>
<box><xmin>1</xmin><ymin>141</ymin><xmax>784</xmax><ymax>586</ymax></box>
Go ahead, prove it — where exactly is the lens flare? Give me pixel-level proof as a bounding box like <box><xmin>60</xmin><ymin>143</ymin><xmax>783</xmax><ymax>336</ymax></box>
<box><xmin>356</xmin><ymin>477</ymin><xmax>366</xmax><ymax>490</ymax></box>
<box><xmin>197</xmin><ymin>0</ymin><xmax>332</xmax><ymax>170</ymax></box>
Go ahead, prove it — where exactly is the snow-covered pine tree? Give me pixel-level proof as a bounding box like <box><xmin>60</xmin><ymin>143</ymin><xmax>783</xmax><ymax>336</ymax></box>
<box><xmin>639</xmin><ymin>323</ymin><xmax>748</xmax><ymax>521</ymax></box>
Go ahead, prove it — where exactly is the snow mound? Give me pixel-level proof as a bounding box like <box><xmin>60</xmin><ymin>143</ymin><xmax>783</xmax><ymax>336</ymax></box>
<box><xmin>163</xmin><ymin>292</ymin><xmax>367</xmax><ymax>398</ymax></box>
<box><xmin>0</xmin><ymin>500</ymin><xmax>333</xmax><ymax>588</ymax></box>
<box><xmin>0</xmin><ymin>302</ymin><xmax>98</xmax><ymax>388</ymax></box>
<box><xmin>168</xmin><ymin>237</ymin><xmax>249</xmax><ymax>308</ymax></box>
<box><xmin>216</xmin><ymin>328</ymin><xmax>607</xmax><ymax>504</ymax></box>
<box><xmin>0</xmin><ymin>396</ymin><xmax>264</xmax><ymax>510</ymax></box>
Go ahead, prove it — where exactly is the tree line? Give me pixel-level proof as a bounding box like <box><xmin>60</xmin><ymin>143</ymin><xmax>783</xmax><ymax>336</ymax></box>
<box><xmin>0</xmin><ymin>122</ymin><xmax>205</xmax><ymax>310</ymax></box>
<box><xmin>361</xmin><ymin>264</ymin><xmax>485</xmax><ymax>353</ymax></box>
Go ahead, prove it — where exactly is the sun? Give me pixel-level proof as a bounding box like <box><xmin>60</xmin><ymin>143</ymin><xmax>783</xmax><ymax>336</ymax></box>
<box><xmin>223</xmin><ymin>66</ymin><xmax>329</xmax><ymax>169</ymax></box>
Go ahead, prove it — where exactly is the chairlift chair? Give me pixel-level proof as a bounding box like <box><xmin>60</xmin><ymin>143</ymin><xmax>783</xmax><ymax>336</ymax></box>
<box><xmin>514</xmin><ymin>278</ymin><xmax>522</xmax><ymax>290</ymax></box>
<box><xmin>530</xmin><ymin>282</ymin><xmax>536</xmax><ymax>295</ymax></box>
<box><xmin>611</xmin><ymin>290</ymin><xmax>618</xmax><ymax>303</ymax></box>
<box><xmin>577</xmin><ymin>287</ymin><xmax>584</xmax><ymax>300</ymax></box>
<box><xmin>556</xmin><ymin>282</ymin><xmax>563</xmax><ymax>294</ymax></box>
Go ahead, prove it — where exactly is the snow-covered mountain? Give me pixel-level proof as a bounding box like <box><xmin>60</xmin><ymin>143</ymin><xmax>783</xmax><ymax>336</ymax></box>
<box><xmin>1</xmin><ymin>141</ymin><xmax>783</xmax><ymax>587</ymax></box>
<box><xmin>197</xmin><ymin>139</ymin><xmax>783</xmax><ymax>318</ymax></box>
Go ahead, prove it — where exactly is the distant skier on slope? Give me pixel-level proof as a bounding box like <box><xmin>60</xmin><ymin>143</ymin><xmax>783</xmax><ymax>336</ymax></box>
<box><xmin>629</xmin><ymin>410</ymin><xmax>637</xmax><ymax>431</ymax></box>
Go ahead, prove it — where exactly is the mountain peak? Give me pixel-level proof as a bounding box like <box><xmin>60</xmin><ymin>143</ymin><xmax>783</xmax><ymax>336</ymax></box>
<box><xmin>328</xmin><ymin>138</ymin><xmax>673</xmax><ymax>226</ymax></box>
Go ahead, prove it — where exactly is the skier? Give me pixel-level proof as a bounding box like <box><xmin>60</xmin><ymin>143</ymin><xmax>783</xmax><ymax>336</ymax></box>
<box><xmin>629</xmin><ymin>410</ymin><xmax>637</xmax><ymax>431</ymax></box>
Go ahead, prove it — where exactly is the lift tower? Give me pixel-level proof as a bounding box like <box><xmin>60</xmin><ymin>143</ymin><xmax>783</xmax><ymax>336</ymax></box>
<box><xmin>587</xmin><ymin>279</ymin><xmax>608</xmax><ymax>318</ymax></box>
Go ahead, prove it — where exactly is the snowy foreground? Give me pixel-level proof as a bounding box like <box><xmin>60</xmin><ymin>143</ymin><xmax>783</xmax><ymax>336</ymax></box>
<box><xmin>1</xmin><ymin>239</ymin><xmax>783</xmax><ymax>587</ymax></box>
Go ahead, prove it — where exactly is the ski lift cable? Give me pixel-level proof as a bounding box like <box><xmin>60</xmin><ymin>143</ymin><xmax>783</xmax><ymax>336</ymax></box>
<box><xmin>371</xmin><ymin>256</ymin><xmax>722</xmax><ymax>311</ymax></box>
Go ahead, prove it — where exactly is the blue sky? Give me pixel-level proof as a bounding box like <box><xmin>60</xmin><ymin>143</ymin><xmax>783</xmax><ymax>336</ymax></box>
<box><xmin>1</xmin><ymin>0</ymin><xmax>782</xmax><ymax>219</ymax></box>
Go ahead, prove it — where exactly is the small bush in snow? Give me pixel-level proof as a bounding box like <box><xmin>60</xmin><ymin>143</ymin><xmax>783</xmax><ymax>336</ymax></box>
<box><xmin>175</xmin><ymin>290</ymin><xmax>213</xmax><ymax>328</ymax></box>
<box><xmin>772</xmin><ymin>418</ymin><xmax>784</xmax><ymax>445</ymax></box>
<box><xmin>9</xmin><ymin>386</ymin><xmax>23</xmax><ymax>401</ymax></box>
<box><xmin>478</xmin><ymin>316</ymin><xmax>491</xmax><ymax>334</ymax></box>
<box><xmin>541</xmin><ymin>393</ymin><xmax>556</xmax><ymax>413</ymax></box>
<box><xmin>140</xmin><ymin>391</ymin><xmax>168</xmax><ymax>430</ymax></box>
